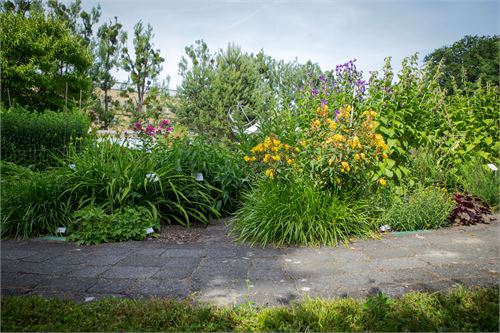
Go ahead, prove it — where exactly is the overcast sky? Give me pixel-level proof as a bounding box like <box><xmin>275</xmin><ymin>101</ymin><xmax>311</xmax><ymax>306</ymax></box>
<box><xmin>79</xmin><ymin>0</ymin><xmax>499</xmax><ymax>89</ymax></box>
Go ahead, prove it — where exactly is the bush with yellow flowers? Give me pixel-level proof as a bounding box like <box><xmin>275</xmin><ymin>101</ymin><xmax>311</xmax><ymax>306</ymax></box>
<box><xmin>244</xmin><ymin>134</ymin><xmax>298</xmax><ymax>179</ymax></box>
<box><xmin>298</xmin><ymin>100</ymin><xmax>391</xmax><ymax>192</ymax></box>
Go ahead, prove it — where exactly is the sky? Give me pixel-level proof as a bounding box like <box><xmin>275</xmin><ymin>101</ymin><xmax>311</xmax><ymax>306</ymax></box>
<box><xmin>78</xmin><ymin>0</ymin><xmax>499</xmax><ymax>89</ymax></box>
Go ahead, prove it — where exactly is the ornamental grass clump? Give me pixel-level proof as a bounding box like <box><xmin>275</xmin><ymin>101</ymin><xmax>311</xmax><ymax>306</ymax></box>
<box><xmin>233</xmin><ymin>174</ymin><xmax>374</xmax><ymax>246</ymax></box>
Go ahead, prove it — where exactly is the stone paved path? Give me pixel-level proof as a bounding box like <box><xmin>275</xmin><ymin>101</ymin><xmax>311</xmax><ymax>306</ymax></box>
<box><xmin>1</xmin><ymin>216</ymin><xmax>499</xmax><ymax>305</ymax></box>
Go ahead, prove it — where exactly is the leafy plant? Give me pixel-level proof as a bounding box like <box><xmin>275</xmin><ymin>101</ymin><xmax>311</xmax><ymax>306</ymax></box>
<box><xmin>68</xmin><ymin>205</ymin><xmax>159</xmax><ymax>245</ymax></box>
<box><xmin>165</xmin><ymin>137</ymin><xmax>251</xmax><ymax>215</ymax></box>
<box><xmin>60</xmin><ymin>139</ymin><xmax>218</xmax><ymax>226</ymax></box>
<box><xmin>379</xmin><ymin>186</ymin><xmax>455</xmax><ymax>231</ymax></box>
<box><xmin>0</xmin><ymin>106</ymin><xmax>90</xmax><ymax>169</ymax></box>
<box><xmin>233</xmin><ymin>174</ymin><xmax>374</xmax><ymax>246</ymax></box>
<box><xmin>449</xmin><ymin>193</ymin><xmax>492</xmax><ymax>226</ymax></box>
<box><xmin>1</xmin><ymin>168</ymin><xmax>71</xmax><ymax>239</ymax></box>
<box><xmin>458</xmin><ymin>161</ymin><xmax>499</xmax><ymax>208</ymax></box>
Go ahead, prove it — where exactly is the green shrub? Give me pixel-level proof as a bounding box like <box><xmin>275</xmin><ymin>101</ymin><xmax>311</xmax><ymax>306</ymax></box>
<box><xmin>68</xmin><ymin>205</ymin><xmax>159</xmax><ymax>245</ymax></box>
<box><xmin>458</xmin><ymin>160</ymin><xmax>499</xmax><ymax>208</ymax></box>
<box><xmin>409</xmin><ymin>147</ymin><xmax>456</xmax><ymax>189</ymax></box>
<box><xmin>233</xmin><ymin>174</ymin><xmax>374</xmax><ymax>246</ymax></box>
<box><xmin>61</xmin><ymin>140</ymin><xmax>218</xmax><ymax>227</ymax></box>
<box><xmin>0</xmin><ymin>106</ymin><xmax>90</xmax><ymax>168</ymax></box>
<box><xmin>165</xmin><ymin>137</ymin><xmax>251</xmax><ymax>215</ymax></box>
<box><xmin>379</xmin><ymin>186</ymin><xmax>455</xmax><ymax>231</ymax></box>
<box><xmin>0</xmin><ymin>167</ymin><xmax>71</xmax><ymax>239</ymax></box>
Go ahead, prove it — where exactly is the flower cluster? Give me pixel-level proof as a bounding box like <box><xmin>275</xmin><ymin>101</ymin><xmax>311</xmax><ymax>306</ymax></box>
<box><xmin>300</xmin><ymin>100</ymin><xmax>390</xmax><ymax>189</ymax></box>
<box><xmin>244</xmin><ymin>134</ymin><xmax>298</xmax><ymax>179</ymax></box>
<box><xmin>133</xmin><ymin>119</ymin><xmax>173</xmax><ymax>138</ymax></box>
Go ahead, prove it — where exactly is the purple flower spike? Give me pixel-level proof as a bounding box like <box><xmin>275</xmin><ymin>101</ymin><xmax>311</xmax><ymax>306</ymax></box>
<box><xmin>321</xmin><ymin>99</ymin><xmax>327</xmax><ymax>106</ymax></box>
<box><xmin>311</xmin><ymin>88</ymin><xmax>319</xmax><ymax>96</ymax></box>
<box><xmin>334</xmin><ymin>109</ymin><xmax>340</xmax><ymax>121</ymax></box>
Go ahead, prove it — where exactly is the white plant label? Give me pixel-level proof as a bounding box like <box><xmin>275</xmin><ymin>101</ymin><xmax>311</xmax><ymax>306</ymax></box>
<box><xmin>56</xmin><ymin>227</ymin><xmax>66</xmax><ymax>234</ymax></box>
<box><xmin>487</xmin><ymin>164</ymin><xmax>498</xmax><ymax>171</ymax></box>
<box><xmin>196</xmin><ymin>173</ymin><xmax>204</xmax><ymax>181</ymax></box>
<box><xmin>145</xmin><ymin>227</ymin><xmax>154</xmax><ymax>234</ymax></box>
<box><xmin>146</xmin><ymin>173</ymin><xmax>159</xmax><ymax>183</ymax></box>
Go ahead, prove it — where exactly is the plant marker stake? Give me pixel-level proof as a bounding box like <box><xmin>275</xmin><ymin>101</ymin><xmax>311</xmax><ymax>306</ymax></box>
<box><xmin>145</xmin><ymin>227</ymin><xmax>154</xmax><ymax>234</ymax></box>
<box><xmin>196</xmin><ymin>173</ymin><xmax>204</xmax><ymax>181</ymax></box>
<box><xmin>56</xmin><ymin>227</ymin><xmax>66</xmax><ymax>234</ymax></box>
<box><xmin>487</xmin><ymin>164</ymin><xmax>498</xmax><ymax>172</ymax></box>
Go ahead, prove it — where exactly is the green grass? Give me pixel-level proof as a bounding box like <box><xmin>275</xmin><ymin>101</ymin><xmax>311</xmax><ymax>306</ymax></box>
<box><xmin>378</xmin><ymin>186</ymin><xmax>455</xmax><ymax>231</ymax></box>
<box><xmin>233</xmin><ymin>174</ymin><xmax>374</xmax><ymax>246</ymax></box>
<box><xmin>1</xmin><ymin>286</ymin><xmax>497</xmax><ymax>332</ymax></box>
<box><xmin>459</xmin><ymin>161</ymin><xmax>499</xmax><ymax>209</ymax></box>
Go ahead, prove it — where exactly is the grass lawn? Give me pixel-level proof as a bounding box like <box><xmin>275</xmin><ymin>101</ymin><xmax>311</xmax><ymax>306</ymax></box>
<box><xmin>1</xmin><ymin>286</ymin><xmax>498</xmax><ymax>332</ymax></box>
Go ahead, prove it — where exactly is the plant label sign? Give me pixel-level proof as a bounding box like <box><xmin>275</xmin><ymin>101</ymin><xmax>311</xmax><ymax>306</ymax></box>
<box><xmin>56</xmin><ymin>227</ymin><xmax>66</xmax><ymax>234</ymax></box>
<box><xmin>145</xmin><ymin>227</ymin><xmax>154</xmax><ymax>234</ymax></box>
<box><xmin>487</xmin><ymin>164</ymin><xmax>498</xmax><ymax>171</ymax></box>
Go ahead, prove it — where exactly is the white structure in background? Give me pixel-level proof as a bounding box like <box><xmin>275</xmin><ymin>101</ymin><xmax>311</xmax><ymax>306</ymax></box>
<box><xmin>228</xmin><ymin>102</ymin><xmax>259</xmax><ymax>136</ymax></box>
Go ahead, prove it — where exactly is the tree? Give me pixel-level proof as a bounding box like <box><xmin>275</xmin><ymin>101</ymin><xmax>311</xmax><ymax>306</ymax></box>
<box><xmin>0</xmin><ymin>11</ymin><xmax>93</xmax><ymax>110</ymax></box>
<box><xmin>46</xmin><ymin>0</ymin><xmax>101</xmax><ymax>46</ymax></box>
<box><xmin>91</xmin><ymin>17</ymin><xmax>124</xmax><ymax>127</ymax></box>
<box><xmin>121</xmin><ymin>21</ymin><xmax>164</xmax><ymax>115</ymax></box>
<box><xmin>175</xmin><ymin>41</ymin><xmax>271</xmax><ymax>140</ymax></box>
<box><xmin>424</xmin><ymin>35</ymin><xmax>499</xmax><ymax>93</ymax></box>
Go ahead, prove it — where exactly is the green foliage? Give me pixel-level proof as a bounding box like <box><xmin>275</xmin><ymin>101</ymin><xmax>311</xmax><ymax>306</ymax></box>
<box><xmin>91</xmin><ymin>17</ymin><xmax>124</xmax><ymax>127</ymax></box>
<box><xmin>1</xmin><ymin>286</ymin><xmax>498</xmax><ymax>332</ymax></box>
<box><xmin>60</xmin><ymin>140</ymin><xmax>218</xmax><ymax>226</ymax></box>
<box><xmin>458</xmin><ymin>161</ymin><xmax>499</xmax><ymax>208</ymax></box>
<box><xmin>68</xmin><ymin>205</ymin><xmax>159</xmax><ymax>245</ymax></box>
<box><xmin>379</xmin><ymin>186</ymin><xmax>455</xmax><ymax>231</ymax></box>
<box><xmin>121</xmin><ymin>20</ymin><xmax>164</xmax><ymax>114</ymax></box>
<box><xmin>166</xmin><ymin>137</ymin><xmax>251</xmax><ymax>215</ymax></box>
<box><xmin>174</xmin><ymin>40</ymin><xmax>271</xmax><ymax>140</ymax></box>
<box><xmin>0</xmin><ymin>10</ymin><xmax>93</xmax><ymax>110</ymax></box>
<box><xmin>0</xmin><ymin>106</ymin><xmax>90</xmax><ymax>168</ymax></box>
<box><xmin>0</xmin><ymin>166</ymin><xmax>71</xmax><ymax>239</ymax></box>
<box><xmin>233</xmin><ymin>174</ymin><xmax>373</xmax><ymax>246</ymax></box>
<box><xmin>424</xmin><ymin>35</ymin><xmax>500</xmax><ymax>93</ymax></box>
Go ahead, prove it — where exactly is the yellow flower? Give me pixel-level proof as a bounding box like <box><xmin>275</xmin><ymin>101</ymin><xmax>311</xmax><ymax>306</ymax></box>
<box><xmin>360</xmin><ymin>153</ymin><xmax>366</xmax><ymax>159</ymax></box>
<box><xmin>286</xmin><ymin>158</ymin><xmax>294</xmax><ymax>165</ymax></box>
<box><xmin>265</xmin><ymin>168</ymin><xmax>275</xmax><ymax>179</ymax></box>
<box><xmin>273</xmin><ymin>139</ymin><xmax>281</xmax><ymax>146</ymax></box>
<box><xmin>328</xmin><ymin>158</ymin><xmax>334</xmax><ymax>166</ymax></box>
<box><xmin>354</xmin><ymin>153</ymin><xmax>361</xmax><ymax>161</ymax></box>
<box><xmin>341</xmin><ymin>161</ymin><xmax>350</xmax><ymax>172</ymax></box>
<box><xmin>370</xmin><ymin>111</ymin><xmax>378</xmax><ymax>117</ymax></box>
<box><xmin>272</xmin><ymin>155</ymin><xmax>281</xmax><ymax>161</ymax></box>
<box><xmin>332</xmin><ymin>134</ymin><xmax>346</xmax><ymax>143</ymax></box>
<box><xmin>382</xmin><ymin>153</ymin><xmax>388</xmax><ymax>159</ymax></box>
<box><xmin>244</xmin><ymin>155</ymin><xmax>251</xmax><ymax>162</ymax></box>
<box><xmin>326</xmin><ymin>119</ymin><xmax>336</xmax><ymax>130</ymax></box>
<box><xmin>379</xmin><ymin>178</ymin><xmax>387</xmax><ymax>186</ymax></box>
<box><xmin>349</xmin><ymin>136</ymin><xmax>361</xmax><ymax>149</ymax></box>
<box><xmin>311</xmin><ymin>119</ymin><xmax>321</xmax><ymax>129</ymax></box>
<box><xmin>263</xmin><ymin>154</ymin><xmax>272</xmax><ymax>163</ymax></box>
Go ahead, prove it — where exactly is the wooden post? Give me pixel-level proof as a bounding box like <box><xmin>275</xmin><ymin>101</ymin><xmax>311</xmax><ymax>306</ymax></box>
<box><xmin>7</xmin><ymin>88</ymin><xmax>12</xmax><ymax>107</ymax></box>
<box><xmin>65</xmin><ymin>82</ymin><xmax>68</xmax><ymax>107</ymax></box>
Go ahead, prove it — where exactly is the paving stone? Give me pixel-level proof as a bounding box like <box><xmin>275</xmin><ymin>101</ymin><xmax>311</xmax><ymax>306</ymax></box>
<box><xmin>116</xmin><ymin>254</ymin><xmax>172</xmax><ymax>267</ymax></box>
<box><xmin>161</xmin><ymin>248</ymin><xmax>207</xmax><ymax>258</ymax></box>
<box><xmin>8</xmin><ymin>261</ymin><xmax>78</xmax><ymax>275</ymax></box>
<box><xmin>85</xmin><ymin>255</ymin><xmax>128</xmax><ymax>266</ymax></box>
<box><xmin>88</xmin><ymin>278</ymin><xmax>136</xmax><ymax>294</ymax></box>
<box><xmin>153</xmin><ymin>258</ymin><xmax>200</xmax><ymax>279</ymax></box>
<box><xmin>1</xmin><ymin>273</ymin><xmax>49</xmax><ymax>289</ymax></box>
<box><xmin>1</xmin><ymin>249</ymin><xmax>38</xmax><ymax>260</ymax></box>
<box><xmin>131</xmin><ymin>279</ymin><xmax>190</xmax><ymax>298</ymax></box>
<box><xmin>34</xmin><ymin>276</ymin><xmax>97</xmax><ymax>293</ymax></box>
<box><xmin>68</xmin><ymin>265</ymin><xmax>110</xmax><ymax>278</ymax></box>
<box><xmin>101</xmin><ymin>266</ymin><xmax>160</xmax><ymax>279</ymax></box>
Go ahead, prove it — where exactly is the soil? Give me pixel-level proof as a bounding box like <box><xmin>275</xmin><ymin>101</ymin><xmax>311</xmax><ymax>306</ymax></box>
<box><xmin>149</xmin><ymin>223</ymin><xmax>207</xmax><ymax>244</ymax></box>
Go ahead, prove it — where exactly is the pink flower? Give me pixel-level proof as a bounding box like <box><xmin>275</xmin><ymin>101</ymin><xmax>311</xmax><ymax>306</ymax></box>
<box><xmin>159</xmin><ymin>119</ymin><xmax>171</xmax><ymax>129</ymax></box>
<box><xmin>146</xmin><ymin>125</ymin><xmax>156</xmax><ymax>136</ymax></box>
